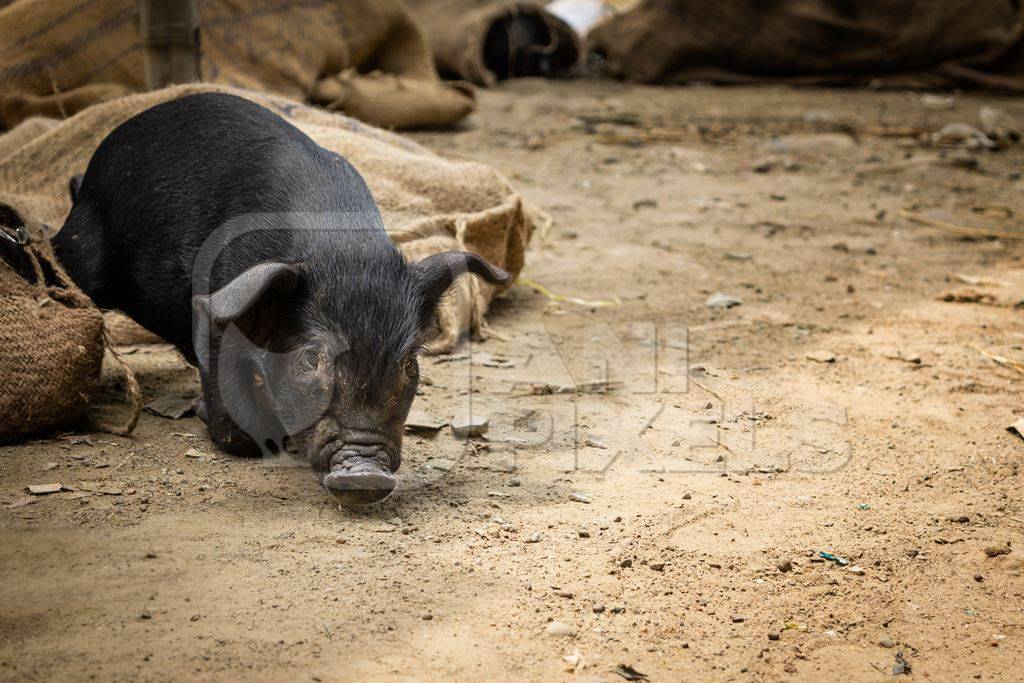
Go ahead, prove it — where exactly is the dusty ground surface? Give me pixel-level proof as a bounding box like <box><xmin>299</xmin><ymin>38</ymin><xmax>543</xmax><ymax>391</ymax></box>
<box><xmin>3</xmin><ymin>80</ymin><xmax>1024</xmax><ymax>682</ymax></box>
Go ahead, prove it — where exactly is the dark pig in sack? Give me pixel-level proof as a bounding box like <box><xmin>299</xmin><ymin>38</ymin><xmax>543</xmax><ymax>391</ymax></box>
<box><xmin>52</xmin><ymin>93</ymin><xmax>510</xmax><ymax>504</ymax></box>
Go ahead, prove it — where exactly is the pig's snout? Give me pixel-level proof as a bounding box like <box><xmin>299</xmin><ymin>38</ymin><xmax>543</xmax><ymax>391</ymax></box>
<box><xmin>318</xmin><ymin>431</ymin><xmax>398</xmax><ymax>505</ymax></box>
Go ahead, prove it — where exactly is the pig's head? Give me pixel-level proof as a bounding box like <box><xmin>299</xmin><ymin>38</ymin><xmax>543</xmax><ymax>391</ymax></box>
<box><xmin>193</xmin><ymin>244</ymin><xmax>510</xmax><ymax>505</ymax></box>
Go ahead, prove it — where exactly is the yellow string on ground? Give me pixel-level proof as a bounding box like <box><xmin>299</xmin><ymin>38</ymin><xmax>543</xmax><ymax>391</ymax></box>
<box><xmin>516</xmin><ymin>277</ymin><xmax>621</xmax><ymax>308</ymax></box>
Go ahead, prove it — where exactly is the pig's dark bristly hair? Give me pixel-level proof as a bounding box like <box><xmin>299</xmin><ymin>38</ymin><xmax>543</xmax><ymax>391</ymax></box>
<box><xmin>301</xmin><ymin>240</ymin><xmax>423</xmax><ymax>400</ymax></box>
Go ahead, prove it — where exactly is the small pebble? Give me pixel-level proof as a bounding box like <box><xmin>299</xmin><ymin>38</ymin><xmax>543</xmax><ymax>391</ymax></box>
<box><xmin>768</xmin><ymin>632</ymin><xmax>780</xmax><ymax>641</ymax></box>
<box><xmin>545</xmin><ymin>621</ymin><xmax>575</xmax><ymax>637</ymax></box>
<box><xmin>569</xmin><ymin>492</ymin><xmax>591</xmax><ymax>504</ymax></box>
<box><xmin>450</xmin><ymin>411</ymin><xmax>489</xmax><ymax>438</ymax></box>
<box><xmin>731</xmin><ymin>614</ymin><xmax>746</xmax><ymax>623</ymax></box>
<box><xmin>650</xmin><ymin>562</ymin><xmax>665</xmax><ymax>572</ymax></box>
<box><xmin>776</xmin><ymin>560</ymin><xmax>792</xmax><ymax>573</ymax></box>
<box><xmin>880</xmin><ymin>636</ymin><xmax>895</xmax><ymax>648</ymax></box>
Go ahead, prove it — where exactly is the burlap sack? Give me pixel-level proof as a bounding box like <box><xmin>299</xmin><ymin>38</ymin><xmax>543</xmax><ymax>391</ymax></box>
<box><xmin>588</xmin><ymin>0</ymin><xmax>1024</xmax><ymax>91</ymax></box>
<box><xmin>407</xmin><ymin>0</ymin><xmax>580</xmax><ymax>86</ymax></box>
<box><xmin>0</xmin><ymin>83</ymin><xmax>543</xmax><ymax>352</ymax></box>
<box><xmin>0</xmin><ymin>222</ymin><xmax>139</xmax><ymax>441</ymax></box>
<box><xmin>0</xmin><ymin>0</ymin><xmax>474</xmax><ymax>130</ymax></box>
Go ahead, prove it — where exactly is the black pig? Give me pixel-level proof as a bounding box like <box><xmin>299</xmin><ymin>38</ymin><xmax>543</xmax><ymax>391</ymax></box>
<box><xmin>52</xmin><ymin>93</ymin><xmax>510</xmax><ymax>504</ymax></box>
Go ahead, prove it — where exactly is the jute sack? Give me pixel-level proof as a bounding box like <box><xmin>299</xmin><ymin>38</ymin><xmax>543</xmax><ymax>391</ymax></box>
<box><xmin>407</xmin><ymin>0</ymin><xmax>580</xmax><ymax>86</ymax></box>
<box><xmin>0</xmin><ymin>0</ymin><xmax>474</xmax><ymax>130</ymax></box>
<box><xmin>0</xmin><ymin>223</ymin><xmax>140</xmax><ymax>441</ymax></box>
<box><xmin>0</xmin><ymin>83</ymin><xmax>545</xmax><ymax>353</ymax></box>
<box><xmin>587</xmin><ymin>0</ymin><xmax>1024</xmax><ymax>91</ymax></box>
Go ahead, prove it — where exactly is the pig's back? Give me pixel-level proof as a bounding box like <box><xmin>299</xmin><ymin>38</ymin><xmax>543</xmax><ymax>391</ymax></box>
<box><xmin>62</xmin><ymin>92</ymin><xmax>385</xmax><ymax>355</ymax></box>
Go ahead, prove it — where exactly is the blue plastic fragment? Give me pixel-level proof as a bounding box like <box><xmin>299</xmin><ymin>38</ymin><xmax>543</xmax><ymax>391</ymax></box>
<box><xmin>819</xmin><ymin>551</ymin><xmax>849</xmax><ymax>566</ymax></box>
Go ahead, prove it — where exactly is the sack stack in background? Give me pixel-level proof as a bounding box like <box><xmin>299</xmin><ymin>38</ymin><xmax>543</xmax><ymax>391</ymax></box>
<box><xmin>0</xmin><ymin>0</ymin><xmax>474</xmax><ymax>130</ymax></box>
<box><xmin>408</xmin><ymin>0</ymin><xmax>580</xmax><ymax>86</ymax></box>
<box><xmin>588</xmin><ymin>0</ymin><xmax>1024</xmax><ymax>91</ymax></box>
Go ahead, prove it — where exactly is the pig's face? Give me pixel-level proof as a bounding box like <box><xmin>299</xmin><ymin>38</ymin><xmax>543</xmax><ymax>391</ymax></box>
<box><xmin>194</xmin><ymin>248</ymin><xmax>510</xmax><ymax>505</ymax></box>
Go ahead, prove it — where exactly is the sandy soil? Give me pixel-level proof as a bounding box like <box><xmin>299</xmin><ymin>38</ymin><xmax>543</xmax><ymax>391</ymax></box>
<box><xmin>3</xmin><ymin>80</ymin><xmax>1024</xmax><ymax>682</ymax></box>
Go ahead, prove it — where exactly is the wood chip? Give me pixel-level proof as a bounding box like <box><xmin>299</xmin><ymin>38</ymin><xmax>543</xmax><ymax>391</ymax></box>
<box><xmin>26</xmin><ymin>483</ymin><xmax>62</xmax><ymax>495</ymax></box>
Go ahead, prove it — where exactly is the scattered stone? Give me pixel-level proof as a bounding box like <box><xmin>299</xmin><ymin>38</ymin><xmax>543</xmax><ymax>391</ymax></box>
<box><xmin>751</xmin><ymin>157</ymin><xmax>776</xmax><ymax>173</ymax></box>
<box><xmin>545</xmin><ymin>620</ymin><xmax>575</xmax><ymax>637</ymax></box>
<box><xmin>405</xmin><ymin>410</ymin><xmax>447</xmax><ymax>432</ymax></box>
<box><xmin>893</xmin><ymin>652</ymin><xmax>912</xmax><ymax>676</ymax></box>
<box><xmin>612</xmin><ymin>664</ymin><xmax>648</xmax><ymax>681</ymax></box>
<box><xmin>473</xmin><ymin>352</ymin><xmax>516</xmax><ymax>369</ymax></box>
<box><xmin>806</xmin><ymin>350</ymin><xmax>836</xmax><ymax>363</ymax></box>
<box><xmin>450</xmin><ymin>411</ymin><xmax>489</xmax><ymax>438</ymax></box>
<box><xmin>42</xmin><ymin>462</ymin><xmax>59</xmax><ymax>471</ymax></box>
<box><xmin>426</xmin><ymin>458</ymin><xmax>456</xmax><ymax>472</ymax></box>
<box><xmin>979</xmin><ymin>106</ymin><xmax>1020</xmax><ymax>142</ymax></box>
<box><xmin>776</xmin><ymin>560</ymin><xmax>792</xmax><ymax>573</ymax></box>
<box><xmin>650</xmin><ymin>562</ymin><xmax>665</xmax><ymax>572</ymax></box>
<box><xmin>880</xmin><ymin>636</ymin><xmax>895</xmax><ymax>648</ymax></box>
<box><xmin>184</xmin><ymin>448</ymin><xmax>210</xmax><ymax>460</ymax></box>
<box><xmin>705</xmin><ymin>292</ymin><xmax>742</xmax><ymax>309</ymax></box>
<box><xmin>554</xmin><ymin>589</ymin><xmax>574</xmax><ymax>598</ymax></box>
<box><xmin>948</xmin><ymin>514</ymin><xmax>970</xmax><ymax>523</ymax></box>
<box><xmin>592</xmin><ymin>604</ymin><xmax>606</xmax><ymax>614</ymax></box>
<box><xmin>578</xmin><ymin>527</ymin><xmax>591</xmax><ymax>538</ymax></box>
<box><xmin>26</xmin><ymin>483</ymin><xmax>62</xmax><ymax>495</ymax></box>
<box><xmin>984</xmin><ymin>544</ymin><xmax>1011</xmax><ymax>557</ymax></box>
<box><xmin>507</xmin><ymin>478</ymin><xmax>521</xmax><ymax>487</ymax></box>
<box><xmin>682</xmin><ymin>493</ymin><xmax>692</xmax><ymax>500</ymax></box>
<box><xmin>6</xmin><ymin>496</ymin><xmax>35</xmax><ymax>509</ymax></box>
<box><xmin>422</xmin><ymin>613</ymin><xmax>433</xmax><ymax>621</ymax></box>
<box><xmin>731</xmin><ymin>614</ymin><xmax>747</xmax><ymax>623</ymax></box>
<box><xmin>144</xmin><ymin>394</ymin><xmax>197</xmax><ymax>419</ymax></box>
<box><xmin>848</xmin><ymin>565</ymin><xmax>866</xmax><ymax>576</ymax></box>
<box><xmin>524</xmin><ymin>532</ymin><xmax>542</xmax><ymax>543</ymax></box>
<box><xmin>933</xmin><ymin>123</ymin><xmax>996</xmax><ymax>150</ymax></box>
<box><xmin>768</xmin><ymin>631</ymin><xmax>781</xmax><ymax>641</ymax></box>
<box><xmin>569</xmin><ymin>492</ymin><xmax>592</xmax><ymax>504</ymax></box>
<box><xmin>632</xmin><ymin>198</ymin><xmax>658</xmax><ymax>211</ymax></box>
<box><xmin>920</xmin><ymin>94</ymin><xmax>955</xmax><ymax>110</ymax></box>
<box><xmin>620</xmin><ymin>559</ymin><xmax>633</xmax><ymax>568</ymax></box>
<box><xmin>138</xmin><ymin>610</ymin><xmax>152</xmax><ymax>620</ymax></box>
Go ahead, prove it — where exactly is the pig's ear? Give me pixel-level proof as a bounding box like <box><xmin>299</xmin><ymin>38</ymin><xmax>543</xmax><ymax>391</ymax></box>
<box><xmin>199</xmin><ymin>262</ymin><xmax>301</xmax><ymax>326</ymax></box>
<box><xmin>412</xmin><ymin>251</ymin><xmax>512</xmax><ymax>326</ymax></box>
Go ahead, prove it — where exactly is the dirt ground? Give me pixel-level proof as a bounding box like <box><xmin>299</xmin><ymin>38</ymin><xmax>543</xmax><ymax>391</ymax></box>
<box><xmin>3</xmin><ymin>80</ymin><xmax>1024</xmax><ymax>682</ymax></box>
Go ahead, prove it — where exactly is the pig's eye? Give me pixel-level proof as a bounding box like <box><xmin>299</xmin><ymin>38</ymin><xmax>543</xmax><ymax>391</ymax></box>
<box><xmin>298</xmin><ymin>347</ymin><xmax>320</xmax><ymax>372</ymax></box>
